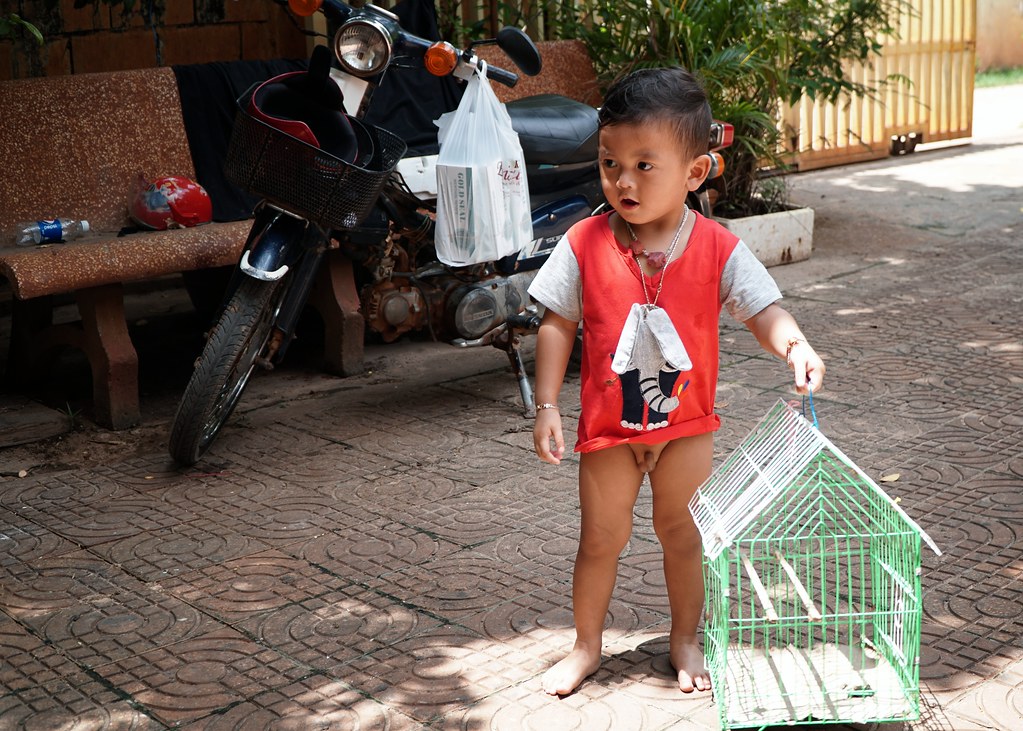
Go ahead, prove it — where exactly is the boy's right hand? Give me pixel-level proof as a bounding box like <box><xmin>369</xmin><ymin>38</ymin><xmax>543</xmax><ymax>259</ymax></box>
<box><xmin>533</xmin><ymin>411</ymin><xmax>565</xmax><ymax>465</ymax></box>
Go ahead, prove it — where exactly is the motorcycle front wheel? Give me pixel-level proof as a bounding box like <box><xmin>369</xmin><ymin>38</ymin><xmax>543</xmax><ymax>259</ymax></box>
<box><xmin>169</xmin><ymin>276</ymin><xmax>284</xmax><ymax>465</ymax></box>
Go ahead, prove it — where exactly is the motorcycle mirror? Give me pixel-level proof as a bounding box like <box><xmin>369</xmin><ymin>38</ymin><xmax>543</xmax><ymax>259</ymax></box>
<box><xmin>496</xmin><ymin>27</ymin><xmax>542</xmax><ymax>77</ymax></box>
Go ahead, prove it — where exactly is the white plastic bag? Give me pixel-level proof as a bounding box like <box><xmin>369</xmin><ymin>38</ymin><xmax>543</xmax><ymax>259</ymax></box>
<box><xmin>434</xmin><ymin>62</ymin><xmax>531</xmax><ymax>266</ymax></box>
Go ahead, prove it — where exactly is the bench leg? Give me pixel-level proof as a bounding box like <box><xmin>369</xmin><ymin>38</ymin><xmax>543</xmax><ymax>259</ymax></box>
<box><xmin>75</xmin><ymin>285</ymin><xmax>140</xmax><ymax>430</ymax></box>
<box><xmin>6</xmin><ymin>286</ymin><xmax>140</xmax><ymax>429</ymax></box>
<box><xmin>309</xmin><ymin>250</ymin><xmax>364</xmax><ymax>377</ymax></box>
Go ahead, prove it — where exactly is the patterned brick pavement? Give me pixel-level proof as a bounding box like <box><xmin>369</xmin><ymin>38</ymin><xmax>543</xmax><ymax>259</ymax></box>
<box><xmin>1</xmin><ymin>90</ymin><xmax>1021</xmax><ymax>729</ymax></box>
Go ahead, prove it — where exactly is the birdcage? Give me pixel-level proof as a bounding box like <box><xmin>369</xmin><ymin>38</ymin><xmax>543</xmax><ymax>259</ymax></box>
<box><xmin>689</xmin><ymin>399</ymin><xmax>940</xmax><ymax>730</ymax></box>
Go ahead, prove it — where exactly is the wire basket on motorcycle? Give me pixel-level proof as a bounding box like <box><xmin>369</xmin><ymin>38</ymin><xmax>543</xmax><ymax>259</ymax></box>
<box><xmin>224</xmin><ymin>54</ymin><xmax>407</xmax><ymax>231</ymax></box>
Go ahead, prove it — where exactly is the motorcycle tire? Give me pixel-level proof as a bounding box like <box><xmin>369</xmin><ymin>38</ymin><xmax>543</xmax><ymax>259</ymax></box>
<box><xmin>168</xmin><ymin>276</ymin><xmax>284</xmax><ymax>465</ymax></box>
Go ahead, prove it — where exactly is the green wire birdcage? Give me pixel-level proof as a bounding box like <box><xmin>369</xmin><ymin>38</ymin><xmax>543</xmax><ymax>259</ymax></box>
<box><xmin>689</xmin><ymin>400</ymin><xmax>941</xmax><ymax>730</ymax></box>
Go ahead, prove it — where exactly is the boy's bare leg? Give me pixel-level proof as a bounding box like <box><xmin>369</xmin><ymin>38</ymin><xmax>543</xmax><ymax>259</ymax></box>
<box><xmin>649</xmin><ymin>432</ymin><xmax>714</xmax><ymax>692</ymax></box>
<box><xmin>542</xmin><ymin>446</ymin><xmax>644</xmax><ymax>696</ymax></box>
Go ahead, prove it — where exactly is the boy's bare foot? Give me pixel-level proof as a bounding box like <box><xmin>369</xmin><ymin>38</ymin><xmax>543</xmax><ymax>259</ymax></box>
<box><xmin>670</xmin><ymin>640</ymin><xmax>711</xmax><ymax>692</ymax></box>
<box><xmin>541</xmin><ymin>646</ymin><xmax>602</xmax><ymax>696</ymax></box>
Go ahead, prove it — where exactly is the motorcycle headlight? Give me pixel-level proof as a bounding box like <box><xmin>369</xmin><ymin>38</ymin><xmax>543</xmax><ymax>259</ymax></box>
<box><xmin>333</xmin><ymin>19</ymin><xmax>392</xmax><ymax>77</ymax></box>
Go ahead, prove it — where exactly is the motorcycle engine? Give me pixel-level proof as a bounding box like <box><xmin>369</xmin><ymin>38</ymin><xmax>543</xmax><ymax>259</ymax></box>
<box><xmin>446</xmin><ymin>271</ymin><xmax>538</xmax><ymax>340</ymax></box>
<box><xmin>363</xmin><ymin>269</ymin><xmax>538</xmax><ymax>342</ymax></box>
<box><xmin>355</xmin><ymin>200</ymin><xmax>539</xmax><ymax>342</ymax></box>
<box><xmin>363</xmin><ymin>279</ymin><xmax>429</xmax><ymax>342</ymax></box>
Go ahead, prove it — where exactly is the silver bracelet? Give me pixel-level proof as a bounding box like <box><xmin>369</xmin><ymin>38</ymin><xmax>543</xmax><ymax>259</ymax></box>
<box><xmin>535</xmin><ymin>403</ymin><xmax>559</xmax><ymax>411</ymax></box>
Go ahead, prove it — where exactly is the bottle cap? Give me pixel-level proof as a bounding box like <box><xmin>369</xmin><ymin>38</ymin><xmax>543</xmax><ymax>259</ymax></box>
<box><xmin>81</xmin><ymin>221</ymin><xmax>90</xmax><ymax>234</ymax></box>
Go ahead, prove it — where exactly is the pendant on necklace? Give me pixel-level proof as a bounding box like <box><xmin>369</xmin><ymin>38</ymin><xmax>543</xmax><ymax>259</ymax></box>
<box><xmin>628</xmin><ymin>240</ymin><xmax>667</xmax><ymax>270</ymax></box>
<box><xmin>643</xmin><ymin>250</ymin><xmax>667</xmax><ymax>269</ymax></box>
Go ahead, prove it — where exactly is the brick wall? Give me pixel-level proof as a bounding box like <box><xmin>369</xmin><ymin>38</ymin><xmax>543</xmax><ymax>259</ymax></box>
<box><xmin>0</xmin><ymin>0</ymin><xmax>310</xmax><ymax>80</ymax></box>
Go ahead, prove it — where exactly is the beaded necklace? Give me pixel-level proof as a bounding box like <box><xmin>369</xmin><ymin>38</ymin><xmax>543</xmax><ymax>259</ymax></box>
<box><xmin>624</xmin><ymin>204</ymin><xmax>689</xmax><ymax>308</ymax></box>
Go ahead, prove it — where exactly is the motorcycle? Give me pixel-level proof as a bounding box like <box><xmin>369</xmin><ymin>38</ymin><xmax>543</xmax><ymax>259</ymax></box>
<box><xmin>168</xmin><ymin>0</ymin><xmax>731</xmax><ymax>465</ymax></box>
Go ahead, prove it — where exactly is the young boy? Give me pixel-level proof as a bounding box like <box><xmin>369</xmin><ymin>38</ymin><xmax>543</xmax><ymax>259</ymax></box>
<box><xmin>527</xmin><ymin>67</ymin><xmax>825</xmax><ymax>696</ymax></box>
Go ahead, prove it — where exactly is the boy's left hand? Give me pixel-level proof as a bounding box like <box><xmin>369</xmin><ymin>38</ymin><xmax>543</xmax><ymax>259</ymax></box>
<box><xmin>788</xmin><ymin>341</ymin><xmax>825</xmax><ymax>394</ymax></box>
<box><xmin>533</xmin><ymin>409</ymin><xmax>566</xmax><ymax>465</ymax></box>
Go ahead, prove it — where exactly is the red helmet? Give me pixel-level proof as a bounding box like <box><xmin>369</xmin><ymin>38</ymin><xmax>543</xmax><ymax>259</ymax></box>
<box><xmin>247</xmin><ymin>47</ymin><xmax>370</xmax><ymax>164</ymax></box>
<box><xmin>129</xmin><ymin>173</ymin><xmax>213</xmax><ymax>230</ymax></box>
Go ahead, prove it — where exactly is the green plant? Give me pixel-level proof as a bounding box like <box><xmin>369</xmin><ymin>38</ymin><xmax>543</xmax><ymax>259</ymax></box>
<box><xmin>0</xmin><ymin>13</ymin><xmax>43</xmax><ymax>43</ymax></box>
<box><xmin>549</xmin><ymin>0</ymin><xmax>906</xmax><ymax>216</ymax></box>
<box><xmin>975</xmin><ymin>65</ymin><xmax>1023</xmax><ymax>88</ymax></box>
<box><xmin>750</xmin><ymin>174</ymin><xmax>793</xmax><ymax>214</ymax></box>
<box><xmin>62</xmin><ymin>401</ymin><xmax>84</xmax><ymax>430</ymax></box>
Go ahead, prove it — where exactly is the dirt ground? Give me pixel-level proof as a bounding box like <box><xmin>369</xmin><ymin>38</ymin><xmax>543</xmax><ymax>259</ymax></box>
<box><xmin>0</xmin><ymin>285</ymin><xmax>191</xmax><ymax>477</ymax></box>
<box><xmin>0</xmin><ymin>284</ymin><xmax>523</xmax><ymax>478</ymax></box>
<box><xmin>0</xmin><ymin>398</ymin><xmax>172</xmax><ymax>477</ymax></box>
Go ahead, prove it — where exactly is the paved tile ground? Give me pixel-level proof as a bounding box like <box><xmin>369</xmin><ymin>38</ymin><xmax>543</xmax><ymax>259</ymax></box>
<box><xmin>0</xmin><ymin>87</ymin><xmax>1020</xmax><ymax>729</ymax></box>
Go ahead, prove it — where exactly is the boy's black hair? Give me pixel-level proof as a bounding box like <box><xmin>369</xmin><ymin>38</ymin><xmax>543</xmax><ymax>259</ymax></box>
<box><xmin>598</xmin><ymin>67</ymin><xmax>712</xmax><ymax>156</ymax></box>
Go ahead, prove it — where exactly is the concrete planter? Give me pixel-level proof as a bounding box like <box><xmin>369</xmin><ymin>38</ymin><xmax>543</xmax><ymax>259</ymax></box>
<box><xmin>716</xmin><ymin>206</ymin><xmax>814</xmax><ymax>267</ymax></box>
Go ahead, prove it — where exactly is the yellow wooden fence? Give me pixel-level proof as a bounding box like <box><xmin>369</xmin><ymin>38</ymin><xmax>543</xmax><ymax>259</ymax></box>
<box><xmin>782</xmin><ymin>0</ymin><xmax>976</xmax><ymax>170</ymax></box>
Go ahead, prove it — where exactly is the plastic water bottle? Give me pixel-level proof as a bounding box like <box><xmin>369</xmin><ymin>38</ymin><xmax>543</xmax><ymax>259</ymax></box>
<box><xmin>14</xmin><ymin>218</ymin><xmax>91</xmax><ymax>246</ymax></box>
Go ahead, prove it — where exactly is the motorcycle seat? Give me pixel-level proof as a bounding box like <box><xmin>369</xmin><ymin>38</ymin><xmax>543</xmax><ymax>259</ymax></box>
<box><xmin>506</xmin><ymin>94</ymin><xmax>598</xmax><ymax>167</ymax></box>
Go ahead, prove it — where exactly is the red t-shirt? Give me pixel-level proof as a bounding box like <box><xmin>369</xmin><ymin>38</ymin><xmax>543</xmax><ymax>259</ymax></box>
<box><xmin>567</xmin><ymin>213</ymin><xmax>740</xmax><ymax>452</ymax></box>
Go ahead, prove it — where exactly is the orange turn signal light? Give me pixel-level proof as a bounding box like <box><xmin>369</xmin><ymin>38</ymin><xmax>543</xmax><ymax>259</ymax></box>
<box><xmin>709</xmin><ymin>151</ymin><xmax>726</xmax><ymax>178</ymax></box>
<box><xmin>424</xmin><ymin>42</ymin><xmax>459</xmax><ymax>77</ymax></box>
<box><xmin>288</xmin><ymin>0</ymin><xmax>323</xmax><ymax>17</ymax></box>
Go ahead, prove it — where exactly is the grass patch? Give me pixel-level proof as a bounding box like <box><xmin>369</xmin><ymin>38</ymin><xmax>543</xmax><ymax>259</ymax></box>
<box><xmin>976</xmin><ymin>66</ymin><xmax>1023</xmax><ymax>87</ymax></box>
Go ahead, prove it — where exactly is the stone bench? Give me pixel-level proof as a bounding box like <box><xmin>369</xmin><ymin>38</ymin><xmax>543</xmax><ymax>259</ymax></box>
<box><xmin>0</xmin><ymin>67</ymin><xmax>257</xmax><ymax>429</ymax></box>
<box><xmin>479</xmin><ymin>39</ymin><xmax>601</xmax><ymax>106</ymax></box>
<box><xmin>0</xmin><ymin>67</ymin><xmax>260</xmax><ymax>429</ymax></box>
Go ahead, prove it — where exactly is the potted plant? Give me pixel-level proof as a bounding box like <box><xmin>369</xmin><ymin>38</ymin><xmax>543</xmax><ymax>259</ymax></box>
<box><xmin>543</xmin><ymin>0</ymin><xmax>904</xmax><ymax>264</ymax></box>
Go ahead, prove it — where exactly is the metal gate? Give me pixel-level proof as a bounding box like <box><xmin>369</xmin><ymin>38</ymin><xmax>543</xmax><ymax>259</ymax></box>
<box><xmin>782</xmin><ymin>0</ymin><xmax>977</xmax><ymax>171</ymax></box>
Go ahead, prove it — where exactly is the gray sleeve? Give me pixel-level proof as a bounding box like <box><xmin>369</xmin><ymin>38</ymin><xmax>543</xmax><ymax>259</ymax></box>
<box><xmin>721</xmin><ymin>240</ymin><xmax>783</xmax><ymax>322</ymax></box>
<box><xmin>527</xmin><ymin>234</ymin><xmax>583</xmax><ymax>322</ymax></box>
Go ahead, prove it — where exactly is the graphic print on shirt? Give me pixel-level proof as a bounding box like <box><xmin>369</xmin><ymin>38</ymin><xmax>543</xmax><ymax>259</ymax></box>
<box><xmin>611</xmin><ymin>304</ymin><xmax>693</xmax><ymax>430</ymax></box>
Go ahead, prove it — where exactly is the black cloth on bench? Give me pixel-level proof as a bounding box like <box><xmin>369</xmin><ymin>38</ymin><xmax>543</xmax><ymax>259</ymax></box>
<box><xmin>173</xmin><ymin>58</ymin><xmax>307</xmax><ymax>222</ymax></box>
